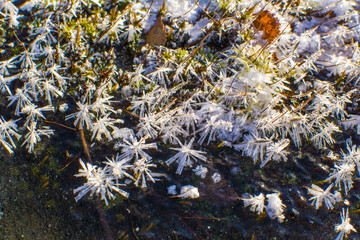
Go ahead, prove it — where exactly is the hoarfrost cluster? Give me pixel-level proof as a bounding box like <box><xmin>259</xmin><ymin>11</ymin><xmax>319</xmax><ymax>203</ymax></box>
<box><xmin>1</xmin><ymin>0</ymin><xmax>360</xmax><ymax>238</ymax></box>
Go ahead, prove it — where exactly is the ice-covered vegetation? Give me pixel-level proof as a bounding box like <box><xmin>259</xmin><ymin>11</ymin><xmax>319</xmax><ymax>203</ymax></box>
<box><xmin>1</xmin><ymin>0</ymin><xmax>360</xmax><ymax>238</ymax></box>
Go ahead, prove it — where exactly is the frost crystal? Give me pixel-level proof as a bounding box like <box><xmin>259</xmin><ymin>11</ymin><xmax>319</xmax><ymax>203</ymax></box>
<box><xmin>0</xmin><ymin>116</ymin><xmax>20</xmax><ymax>154</ymax></box>
<box><xmin>116</xmin><ymin>135</ymin><xmax>157</xmax><ymax>161</ymax></box>
<box><xmin>265</xmin><ymin>193</ymin><xmax>285</xmax><ymax>223</ymax></box>
<box><xmin>166</xmin><ymin>138</ymin><xmax>207</xmax><ymax>174</ymax></box>
<box><xmin>177</xmin><ymin>185</ymin><xmax>200</xmax><ymax>199</ymax></box>
<box><xmin>242</xmin><ymin>193</ymin><xmax>265</xmax><ymax>215</ymax></box>
<box><xmin>66</xmin><ymin>101</ymin><xmax>94</xmax><ymax>130</ymax></box>
<box><xmin>193</xmin><ymin>165</ymin><xmax>208</xmax><ymax>179</ymax></box>
<box><xmin>327</xmin><ymin>162</ymin><xmax>355</xmax><ymax>195</ymax></box>
<box><xmin>22</xmin><ymin>122</ymin><xmax>54</xmax><ymax>153</ymax></box>
<box><xmin>74</xmin><ymin>160</ymin><xmax>129</xmax><ymax>205</ymax></box>
<box><xmin>133</xmin><ymin>158</ymin><xmax>160</xmax><ymax>188</ymax></box>
<box><xmin>167</xmin><ymin>185</ymin><xmax>177</xmax><ymax>195</ymax></box>
<box><xmin>211</xmin><ymin>172</ymin><xmax>221</xmax><ymax>183</ymax></box>
<box><xmin>104</xmin><ymin>154</ymin><xmax>134</xmax><ymax>181</ymax></box>
<box><xmin>334</xmin><ymin>208</ymin><xmax>357</xmax><ymax>240</ymax></box>
<box><xmin>307</xmin><ymin>184</ymin><xmax>340</xmax><ymax>210</ymax></box>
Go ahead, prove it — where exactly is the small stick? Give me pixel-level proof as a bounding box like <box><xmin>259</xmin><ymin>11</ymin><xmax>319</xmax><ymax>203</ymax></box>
<box><xmin>78</xmin><ymin>128</ymin><xmax>92</xmax><ymax>164</ymax></box>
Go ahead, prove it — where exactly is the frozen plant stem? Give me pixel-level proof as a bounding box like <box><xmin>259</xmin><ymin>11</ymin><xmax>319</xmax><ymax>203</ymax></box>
<box><xmin>79</xmin><ymin>127</ymin><xmax>92</xmax><ymax>163</ymax></box>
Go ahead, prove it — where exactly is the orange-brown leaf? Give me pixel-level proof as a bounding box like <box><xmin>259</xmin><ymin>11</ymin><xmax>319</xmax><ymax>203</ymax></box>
<box><xmin>253</xmin><ymin>10</ymin><xmax>281</xmax><ymax>41</ymax></box>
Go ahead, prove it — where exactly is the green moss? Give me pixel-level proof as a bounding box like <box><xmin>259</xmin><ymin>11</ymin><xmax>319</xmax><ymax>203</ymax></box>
<box><xmin>31</xmin><ymin>166</ymin><xmax>40</xmax><ymax>176</ymax></box>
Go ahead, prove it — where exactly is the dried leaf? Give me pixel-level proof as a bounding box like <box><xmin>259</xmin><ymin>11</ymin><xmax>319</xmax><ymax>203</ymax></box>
<box><xmin>145</xmin><ymin>16</ymin><xmax>166</xmax><ymax>47</ymax></box>
<box><xmin>199</xmin><ymin>173</ymin><xmax>240</xmax><ymax>206</ymax></box>
<box><xmin>253</xmin><ymin>10</ymin><xmax>281</xmax><ymax>41</ymax></box>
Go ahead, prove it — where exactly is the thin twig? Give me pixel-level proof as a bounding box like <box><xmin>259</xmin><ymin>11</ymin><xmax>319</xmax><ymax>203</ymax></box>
<box><xmin>78</xmin><ymin>128</ymin><xmax>92</xmax><ymax>163</ymax></box>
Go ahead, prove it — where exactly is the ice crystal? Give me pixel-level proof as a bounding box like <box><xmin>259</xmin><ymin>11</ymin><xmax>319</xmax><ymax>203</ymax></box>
<box><xmin>166</xmin><ymin>138</ymin><xmax>207</xmax><ymax>174</ymax></box>
<box><xmin>193</xmin><ymin>165</ymin><xmax>208</xmax><ymax>179</ymax></box>
<box><xmin>74</xmin><ymin>160</ymin><xmax>129</xmax><ymax>205</ymax></box>
<box><xmin>265</xmin><ymin>193</ymin><xmax>285</xmax><ymax>223</ymax></box>
<box><xmin>115</xmin><ymin>135</ymin><xmax>157</xmax><ymax>161</ymax></box>
<box><xmin>167</xmin><ymin>185</ymin><xmax>177</xmax><ymax>195</ymax></box>
<box><xmin>334</xmin><ymin>208</ymin><xmax>357</xmax><ymax>240</ymax></box>
<box><xmin>133</xmin><ymin>158</ymin><xmax>160</xmax><ymax>188</ymax></box>
<box><xmin>242</xmin><ymin>193</ymin><xmax>266</xmax><ymax>215</ymax></box>
<box><xmin>0</xmin><ymin>116</ymin><xmax>20</xmax><ymax>154</ymax></box>
<box><xmin>211</xmin><ymin>172</ymin><xmax>221</xmax><ymax>183</ymax></box>
<box><xmin>104</xmin><ymin>154</ymin><xmax>134</xmax><ymax>182</ymax></box>
<box><xmin>307</xmin><ymin>184</ymin><xmax>340</xmax><ymax>210</ymax></box>
<box><xmin>327</xmin><ymin>162</ymin><xmax>355</xmax><ymax>195</ymax></box>
<box><xmin>22</xmin><ymin>122</ymin><xmax>54</xmax><ymax>153</ymax></box>
<box><xmin>91</xmin><ymin>114</ymin><xmax>123</xmax><ymax>141</ymax></box>
<box><xmin>261</xmin><ymin>139</ymin><xmax>290</xmax><ymax>167</ymax></box>
<box><xmin>66</xmin><ymin>102</ymin><xmax>94</xmax><ymax>130</ymax></box>
<box><xmin>176</xmin><ymin>185</ymin><xmax>200</xmax><ymax>199</ymax></box>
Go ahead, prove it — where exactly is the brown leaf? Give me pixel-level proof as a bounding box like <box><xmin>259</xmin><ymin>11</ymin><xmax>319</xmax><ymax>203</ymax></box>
<box><xmin>253</xmin><ymin>10</ymin><xmax>281</xmax><ymax>41</ymax></box>
<box><xmin>199</xmin><ymin>175</ymin><xmax>240</xmax><ymax>206</ymax></box>
<box><xmin>145</xmin><ymin>16</ymin><xmax>166</xmax><ymax>47</ymax></box>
